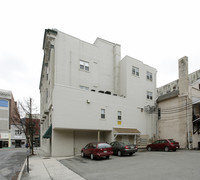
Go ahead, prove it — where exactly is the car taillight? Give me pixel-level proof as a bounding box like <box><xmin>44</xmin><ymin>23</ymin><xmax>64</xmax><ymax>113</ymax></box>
<box><xmin>125</xmin><ymin>146</ymin><xmax>129</xmax><ymax>149</ymax></box>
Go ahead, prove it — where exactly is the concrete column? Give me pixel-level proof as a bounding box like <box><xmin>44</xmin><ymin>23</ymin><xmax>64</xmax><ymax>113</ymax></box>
<box><xmin>98</xmin><ymin>131</ymin><xmax>100</xmax><ymax>142</ymax></box>
<box><xmin>134</xmin><ymin>135</ymin><xmax>136</xmax><ymax>144</ymax></box>
<box><xmin>113</xmin><ymin>44</ymin><xmax>121</xmax><ymax>94</ymax></box>
<box><xmin>178</xmin><ymin>56</ymin><xmax>189</xmax><ymax>95</ymax></box>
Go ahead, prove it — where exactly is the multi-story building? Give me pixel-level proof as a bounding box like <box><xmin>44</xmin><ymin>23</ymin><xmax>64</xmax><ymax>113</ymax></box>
<box><xmin>0</xmin><ymin>89</ymin><xmax>27</xmax><ymax>148</ymax></box>
<box><xmin>0</xmin><ymin>89</ymin><xmax>22</xmax><ymax>148</ymax></box>
<box><xmin>10</xmin><ymin>124</ymin><xmax>26</xmax><ymax>148</ymax></box>
<box><xmin>0</xmin><ymin>89</ymin><xmax>12</xmax><ymax>148</ymax></box>
<box><xmin>40</xmin><ymin>29</ymin><xmax>157</xmax><ymax>156</ymax></box>
<box><xmin>157</xmin><ymin>57</ymin><xmax>200</xmax><ymax>149</ymax></box>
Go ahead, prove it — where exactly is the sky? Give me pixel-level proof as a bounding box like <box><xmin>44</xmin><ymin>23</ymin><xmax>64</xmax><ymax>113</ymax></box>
<box><xmin>0</xmin><ymin>0</ymin><xmax>200</xmax><ymax>109</ymax></box>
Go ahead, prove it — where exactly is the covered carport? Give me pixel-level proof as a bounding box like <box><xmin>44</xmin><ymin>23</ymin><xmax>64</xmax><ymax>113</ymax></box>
<box><xmin>113</xmin><ymin>127</ymin><xmax>141</xmax><ymax>144</ymax></box>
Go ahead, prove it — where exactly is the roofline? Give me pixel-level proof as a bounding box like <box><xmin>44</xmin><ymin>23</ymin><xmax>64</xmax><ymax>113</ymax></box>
<box><xmin>42</xmin><ymin>29</ymin><xmax>57</xmax><ymax>50</ymax></box>
<box><xmin>40</xmin><ymin>29</ymin><xmax>58</xmax><ymax>90</ymax></box>
<box><xmin>157</xmin><ymin>90</ymin><xmax>179</xmax><ymax>102</ymax></box>
<box><xmin>94</xmin><ymin>37</ymin><xmax>120</xmax><ymax>47</ymax></box>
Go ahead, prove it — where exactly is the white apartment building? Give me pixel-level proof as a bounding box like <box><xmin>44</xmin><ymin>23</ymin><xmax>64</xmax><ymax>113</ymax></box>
<box><xmin>40</xmin><ymin>29</ymin><xmax>157</xmax><ymax>156</ymax></box>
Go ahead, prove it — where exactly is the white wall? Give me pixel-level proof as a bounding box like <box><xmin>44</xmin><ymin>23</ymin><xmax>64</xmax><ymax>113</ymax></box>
<box><xmin>54</xmin><ymin>32</ymin><xmax>120</xmax><ymax>93</ymax></box>
<box><xmin>52</xmin><ymin>129</ymin><xmax>74</xmax><ymax>156</ymax></box>
<box><xmin>41</xmin><ymin>30</ymin><xmax>158</xmax><ymax>156</ymax></box>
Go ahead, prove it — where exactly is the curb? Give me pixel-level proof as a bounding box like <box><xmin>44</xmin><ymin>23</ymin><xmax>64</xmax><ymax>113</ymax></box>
<box><xmin>17</xmin><ymin>157</ymin><xmax>27</xmax><ymax>180</ymax></box>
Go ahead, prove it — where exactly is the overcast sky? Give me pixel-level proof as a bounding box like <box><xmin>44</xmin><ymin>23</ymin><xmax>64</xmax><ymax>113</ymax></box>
<box><xmin>1</xmin><ymin>0</ymin><xmax>200</xmax><ymax>108</ymax></box>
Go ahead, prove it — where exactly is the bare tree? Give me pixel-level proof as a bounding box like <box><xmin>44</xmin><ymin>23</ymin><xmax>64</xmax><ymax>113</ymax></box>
<box><xmin>11</xmin><ymin>98</ymin><xmax>38</xmax><ymax>155</ymax></box>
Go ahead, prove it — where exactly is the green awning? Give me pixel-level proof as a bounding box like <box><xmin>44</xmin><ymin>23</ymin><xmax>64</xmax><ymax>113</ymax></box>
<box><xmin>43</xmin><ymin>124</ymin><xmax>52</xmax><ymax>138</ymax></box>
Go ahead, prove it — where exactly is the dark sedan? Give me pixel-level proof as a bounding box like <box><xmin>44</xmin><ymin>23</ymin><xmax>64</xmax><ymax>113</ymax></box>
<box><xmin>110</xmin><ymin>141</ymin><xmax>138</xmax><ymax>156</ymax></box>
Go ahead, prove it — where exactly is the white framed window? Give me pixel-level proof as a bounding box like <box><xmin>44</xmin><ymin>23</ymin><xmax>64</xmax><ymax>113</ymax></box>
<box><xmin>118</xmin><ymin>111</ymin><xmax>122</xmax><ymax>120</ymax></box>
<box><xmin>147</xmin><ymin>71</ymin><xmax>153</xmax><ymax>81</ymax></box>
<box><xmin>80</xmin><ymin>85</ymin><xmax>89</xmax><ymax>91</ymax></box>
<box><xmin>101</xmin><ymin>109</ymin><xmax>105</xmax><ymax>119</ymax></box>
<box><xmin>80</xmin><ymin>60</ymin><xmax>89</xmax><ymax>71</ymax></box>
<box><xmin>147</xmin><ymin>91</ymin><xmax>153</xmax><ymax>100</ymax></box>
<box><xmin>132</xmin><ymin>66</ymin><xmax>139</xmax><ymax>76</ymax></box>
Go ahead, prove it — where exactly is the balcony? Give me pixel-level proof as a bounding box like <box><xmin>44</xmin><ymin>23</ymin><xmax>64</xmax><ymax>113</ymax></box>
<box><xmin>193</xmin><ymin>114</ymin><xmax>200</xmax><ymax>135</ymax></box>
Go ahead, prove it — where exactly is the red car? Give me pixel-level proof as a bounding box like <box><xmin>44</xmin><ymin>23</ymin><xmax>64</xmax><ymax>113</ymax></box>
<box><xmin>146</xmin><ymin>139</ymin><xmax>179</xmax><ymax>152</ymax></box>
<box><xmin>81</xmin><ymin>142</ymin><xmax>113</xmax><ymax>160</ymax></box>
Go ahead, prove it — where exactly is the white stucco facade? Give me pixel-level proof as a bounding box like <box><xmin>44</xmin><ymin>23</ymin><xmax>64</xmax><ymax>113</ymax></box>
<box><xmin>40</xmin><ymin>29</ymin><xmax>157</xmax><ymax>156</ymax></box>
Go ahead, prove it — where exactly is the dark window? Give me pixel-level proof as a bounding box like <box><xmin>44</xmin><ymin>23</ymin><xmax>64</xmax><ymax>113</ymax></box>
<box><xmin>118</xmin><ymin>111</ymin><xmax>122</xmax><ymax>120</ymax></box>
<box><xmin>147</xmin><ymin>71</ymin><xmax>153</xmax><ymax>81</ymax></box>
<box><xmin>147</xmin><ymin>91</ymin><xmax>153</xmax><ymax>100</ymax></box>
<box><xmin>132</xmin><ymin>66</ymin><xmax>139</xmax><ymax>76</ymax></box>
<box><xmin>80</xmin><ymin>60</ymin><xmax>89</xmax><ymax>71</ymax></box>
<box><xmin>101</xmin><ymin>109</ymin><xmax>105</xmax><ymax>119</ymax></box>
<box><xmin>158</xmin><ymin>108</ymin><xmax>161</xmax><ymax>120</ymax></box>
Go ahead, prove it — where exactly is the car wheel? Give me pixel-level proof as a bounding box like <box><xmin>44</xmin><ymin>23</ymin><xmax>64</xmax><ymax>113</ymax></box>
<box><xmin>106</xmin><ymin>156</ymin><xmax>110</xmax><ymax>159</ymax></box>
<box><xmin>147</xmin><ymin>147</ymin><xmax>152</xmax><ymax>151</ymax></box>
<box><xmin>164</xmin><ymin>146</ymin><xmax>169</xmax><ymax>152</ymax></box>
<box><xmin>81</xmin><ymin>151</ymin><xmax>85</xmax><ymax>157</ymax></box>
<box><xmin>129</xmin><ymin>153</ymin><xmax>133</xmax><ymax>156</ymax></box>
<box><xmin>90</xmin><ymin>154</ymin><xmax>94</xmax><ymax>160</ymax></box>
<box><xmin>117</xmin><ymin>150</ymin><xmax>122</xmax><ymax>156</ymax></box>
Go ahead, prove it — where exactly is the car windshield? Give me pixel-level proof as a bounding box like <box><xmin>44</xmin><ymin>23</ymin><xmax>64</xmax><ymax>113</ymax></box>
<box><xmin>119</xmin><ymin>142</ymin><xmax>131</xmax><ymax>146</ymax></box>
<box><xmin>97</xmin><ymin>143</ymin><xmax>111</xmax><ymax>149</ymax></box>
<box><xmin>169</xmin><ymin>139</ymin><xmax>175</xmax><ymax>143</ymax></box>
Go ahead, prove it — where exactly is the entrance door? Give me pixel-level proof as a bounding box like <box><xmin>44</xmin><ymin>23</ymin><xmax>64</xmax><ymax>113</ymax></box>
<box><xmin>122</xmin><ymin>136</ymin><xmax>129</xmax><ymax>143</ymax></box>
<box><xmin>15</xmin><ymin>140</ymin><xmax>21</xmax><ymax>148</ymax></box>
<box><xmin>0</xmin><ymin>141</ymin><xmax>2</xmax><ymax>148</ymax></box>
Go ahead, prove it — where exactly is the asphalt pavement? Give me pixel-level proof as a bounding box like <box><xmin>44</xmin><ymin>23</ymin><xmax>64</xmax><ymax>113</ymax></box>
<box><xmin>0</xmin><ymin>148</ymin><xmax>26</xmax><ymax>180</ymax></box>
<box><xmin>59</xmin><ymin>150</ymin><xmax>200</xmax><ymax>180</ymax></box>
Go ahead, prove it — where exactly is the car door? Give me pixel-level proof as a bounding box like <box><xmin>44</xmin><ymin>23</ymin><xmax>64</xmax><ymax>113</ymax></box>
<box><xmin>110</xmin><ymin>142</ymin><xmax>115</xmax><ymax>154</ymax></box>
<box><xmin>111</xmin><ymin>142</ymin><xmax>118</xmax><ymax>155</ymax></box>
<box><xmin>84</xmin><ymin>143</ymin><xmax>92</xmax><ymax>156</ymax></box>
<box><xmin>159</xmin><ymin>140</ymin><xmax>166</xmax><ymax>150</ymax></box>
<box><xmin>151</xmin><ymin>140</ymin><xmax>160</xmax><ymax>150</ymax></box>
<box><xmin>162</xmin><ymin>140</ymin><xmax>169</xmax><ymax>150</ymax></box>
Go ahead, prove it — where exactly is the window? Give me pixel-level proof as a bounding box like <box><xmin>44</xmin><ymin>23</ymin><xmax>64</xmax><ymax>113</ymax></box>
<box><xmin>0</xmin><ymin>100</ymin><xmax>8</xmax><ymax>107</ymax></box>
<box><xmin>158</xmin><ymin>108</ymin><xmax>161</xmax><ymax>120</ymax></box>
<box><xmin>101</xmin><ymin>109</ymin><xmax>105</xmax><ymax>119</ymax></box>
<box><xmin>147</xmin><ymin>71</ymin><xmax>153</xmax><ymax>81</ymax></box>
<box><xmin>199</xmin><ymin>84</ymin><xmax>200</xmax><ymax>90</ymax></box>
<box><xmin>80</xmin><ymin>85</ymin><xmax>89</xmax><ymax>91</ymax></box>
<box><xmin>80</xmin><ymin>60</ymin><xmax>89</xmax><ymax>71</ymax></box>
<box><xmin>15</xmin><ymin>130</ymin><xmax>22</xmax><ymax>135</ymax></box>
<box><xmin>132</xmin><ymin>66</ymin><xmax>139</xmax><ymax>76</ymax></box>
<box><xmin>118</xmin><ymin>111</ymin><xmax>122</xmax><ymax>120</ymax></box>
<box><xmin>147</xmin><ymin>91</ymin><xmax>153</xmax><ymax>100</ymax></box>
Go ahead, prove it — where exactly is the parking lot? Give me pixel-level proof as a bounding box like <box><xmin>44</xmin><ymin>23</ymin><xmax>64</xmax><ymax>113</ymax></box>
<box><xmin>59</xmin><ymin>150</ymin><xmax>200</xmax><ymax>180</ymax></box>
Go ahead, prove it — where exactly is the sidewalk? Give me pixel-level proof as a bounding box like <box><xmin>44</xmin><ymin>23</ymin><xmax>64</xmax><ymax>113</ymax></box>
<box><xmin>21</xmin><ymin>149</ymin><xmax>85</xmax><ymax>180</ymax></box>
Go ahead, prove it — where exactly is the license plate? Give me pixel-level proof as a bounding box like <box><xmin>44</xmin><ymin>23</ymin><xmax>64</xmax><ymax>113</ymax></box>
<box><xmin>104</xmin><ymin>151</ymin><xmax>107</xmax><ymax>153</ymax></box>
<box><xmin>131</xmin><ymin>146</ymin><xmax>134</xmax><ymax>149</ymax></box>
